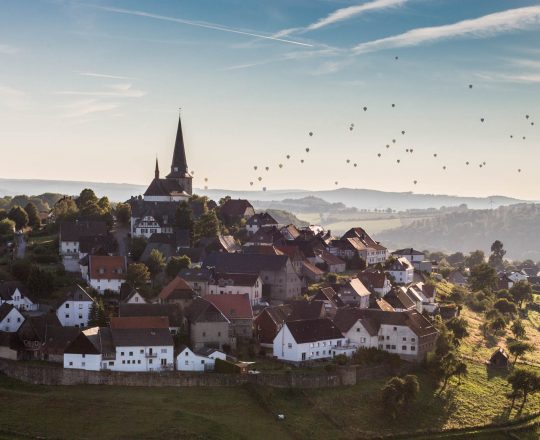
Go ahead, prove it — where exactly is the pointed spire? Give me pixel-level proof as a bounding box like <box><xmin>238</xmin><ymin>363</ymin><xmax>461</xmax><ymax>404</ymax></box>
<box><xmin>155</xmin><ymin>157</ymin><xmax>160</xmax><ymax>179</ymax></box>
<box><xmin>166</xmin><ymin>110</ymin><xmax>189</xmax><ymax>178</ymax></box>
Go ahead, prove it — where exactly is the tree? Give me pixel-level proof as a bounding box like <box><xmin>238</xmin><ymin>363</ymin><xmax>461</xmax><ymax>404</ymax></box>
<box><xmin>488</xmin><ymin>240</ymin><xmax>506</xmax><ymax>269</ymax></box>
<box><xmin>129</xmin><ymin>237</ymin><xmax>147</xmax><ymax>261</ymax></box>
<box><xmin>449</xmin><ymin>286</ymin><xmax>466</xmax><ymax>305</ymax></box>
<box><xmin>435</xmin><ymin>324</ymin><xmax>457</xmax><ymax>357</ymax></box>
<box><xmin>488</xmin><ymin>314</ymin><xmax>507</xmax><ymax>335</ymax></box>
<box><xmin>24</xmin><ymin>203</ymin><xmax>41</xmax><ymax>229</ymax></box>
<box><xmin>116</xmin><ymin>203</ymin><xmax>132</xmax><ymax>225</ymax></box>
<box><xmin>145</xmin><ymin>248</ymin><xmax>166</xmax><ymax>278</ymax></box>
<box><xmin>381</xmin><ymin>375</ymin><xmax>420</xmax><ymax>419</ymax></box>
<box><xmin>437</xmin><ymin>352</ymin><xmax>468</xmax><ymax>392</ymax></box>
<box><xmin>466</xmin><ymin>250</ymin><xmax>485</xmax><ymax>268</ymax></box>
<box><xmin>507</xmin><ymin>369</ymin><xmax>540</xmax><ymax>412</ymax></box>
<box><xmin>126</xmin><ymin>263</ymin><xmax>150</xmax><ymax>288</ymax></box>
<box><xmin>447</xmin><ymin>252</ymin><xmax>465</xmax><ymax>266</ymax></box>
<box><xmin>8</xmin><ymin>206</ymin><xmax>29</xmax><ymax>230</ymax></box>
<box><xmin>77</xmin><ymin>188</ymin><xmax>98</xmax><ymax>209</ymax></box>
<box><xmin>510</xmin><ymin>281</ymin><xmax>533</xmax><ymax>309</ymax></box>
<box><xmin>0</xmin><ymin>209</ymin><xmax>7</xmax><ymax>221</ymax></box>
<box><xmin>97</xmin><ymin>196</ymin><xmax>111</xmax><ymax>214</ymax></box>
<box><xmin>27</xmin><ymin>266</ymin><xmax>55</xmax><ymax>298</ymax></box>
<box><xmin>175</xmin><ymin>201</ymin><xmax>194</xmax><ymax>231</ymax></box>
<box><xmin>166</xmin><ymin>255</ymin><xmax>191</xmax><ymax>278</ymax></box>
<box><xmin>0</xmin><ymin>218</ymin><xmax>15</xmax><ymax>237</ymax></box>
<box><xmin>469</xmin><ymin>263</ymin><xmax>497</xmax><ymax>291</ymax></box>
<box><xmin>194</xmin><ymin>209</ymin><xmax>220</xmax><ymax>242</ymax></box>
<box><xmin>511</xmin><ymin>319</ymin><xmax>526</xmax><ymax>340</ymax></box>
<box><xmin>493</xmin><ymin>298</ymin><xmax>518</xmax><ymax>317</ymax></box>
<box><xmin>508</xmin><ymin>341</ymin><xmax>533</xmax><ymax>366</ymax></box>
<box><xmin>53</xmin><ymin>197</ymin><xmax>78</xmax><ymax>221</ymax></box>
<box><xmin>446</xmin><ymin>317</ymin><xmax>469</xmax><ymax>345</ymax></box>
<box><xmin>88</xmin><ymin>298</ymin><xmax>107</xmax><ymax>327</ymax></box>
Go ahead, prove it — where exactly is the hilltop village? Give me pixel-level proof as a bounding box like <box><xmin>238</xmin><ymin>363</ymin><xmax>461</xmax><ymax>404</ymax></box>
<box><xmin>0</xmin><ymin>117</ymin><xmax>539</xmax><ymax>415</ymax></box>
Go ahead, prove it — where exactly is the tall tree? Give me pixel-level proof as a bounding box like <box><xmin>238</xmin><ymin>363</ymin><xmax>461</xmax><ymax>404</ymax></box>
<box><xmin>511</xmin><ymin>319</ymin><xmax>526</xmax><ymax>340</ymax></box>
<box><xmin>488</xmin><ymin>240</ymin><xmax>506</xmax><ymax>269</ymax></box>
<box><xmin>446</xmin><ymin>317</ymin><xmax>469</xmax><ymax>345</ymax></box>
<box><xmin>469</xmin><ymin>263</ymin><xmax>497</xmax><ymax>291</ymax></box>
<box><xmin>381</xmin><ymin>375</ymin><xmax>420</xmax><ymax>419</ymax></box>
<box><xmin>116</xmin><ymin>203</ymin><xmax>132</xmax><ymax>225</ymax></box>
<box><xmin>466</xmin><ymin>250</ymin><xmax>485</xmax><ymax>268</ymax></box>
<box><xmin>53</xmin><ymin>197</ymin><xmax>79</xmax><ymax>221</ymax></box>
<box><xmin>0</xmin><ymin>209</ymin><xmax>7</xmax><ymax>221</ymax></box>
<box><xmin>8</xmin><ymin>205</ymin><xmax>29</xmax><ymax>230</ymax></box>
<box><xmin>507</xmin><ymin>369</ymin><xmax>540</xmax><ymax>412</ymax></box>
<box><xmin>175</xmin><ymin>201</ymin><xmax>194</xmax><ymax>231</ymax></box>
<box><xmin>510</xmin><ymin>281</ymin><xmax>533</xmax><ymax>309</ymax></box>
<box><xmin>166</xmin><ymin>255</ymin><xmax>191</xmax><ymax>278</ymax></box>
<box><xmin>508</xmin><ymin>341</ymin><xmax>533</xmax><ymax>366</ymax></box>
<box><xmin>77</xmin><ymin>188</ymin><xmax>98</xmax><ymax>209</ymax></box>
<box><xmin>194</xmin><ymin>209</ymin><xmax>220</xmax><ymax>242</ymax></box>
<box><xmin>126</xmin><ymin>263</ymin><xmax>150</xmax><ymax>288</ymax></box>
<box><xmin>129</xmin><ymin>237</ymin><xmax>147</xmax><ymax>261</ymax></box>
<box><xmin>0</xmin><ymin>218</ymin><xmax>15</xmax><ymax>236</ymax></box>
<box><xmin>24</xmin><ymin>203</ymin><xmax>41</xmax><ymax>229</ymax></box>
<box><xmin>145</xmin><ymin>249</ymin><xmax>166</xmax><ymax>278</ymax></box>
<box><xmin>27</xmin><ymin>267</ymin><xmax>55</xmax><ymax>298</ymax></box>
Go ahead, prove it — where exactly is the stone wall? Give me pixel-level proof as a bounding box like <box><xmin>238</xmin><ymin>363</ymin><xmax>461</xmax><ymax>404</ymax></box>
<box><xmin>0</xmin><ymin>359</ymin><xmax>398</xmax><ymax>389</ymax></box>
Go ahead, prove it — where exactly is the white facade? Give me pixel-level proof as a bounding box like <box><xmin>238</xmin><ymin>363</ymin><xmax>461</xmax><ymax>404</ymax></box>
<box><xmin>175</xmin><ymin>347</ymin><xmax>220</xmax><ymax>371</ymax></box>
<box><xmin>208</xmin><ymin>277</ymin><xmax>263</xmax><ymax>306</ymax></box>
<box><xmin>64</xmin><ymin>353</ymin><xmax>102</xmax><ymax>371</ymax></box>
<box><xmin>386</xmin><ymin>258</ymin><xmax>414</xmax><ymax>285</ymax></box>
<box><xmin>0</xmin><ymin>307</ymin><xmax>25</xmax><ymax>332</ymax></box>
<box><xmin>88</xmin><ymin>277</ymin><xmax>123</xmax><ymax>294</ymax></box>
<box><xmin>131</xmin><ymin>215</ymin><xmax>174</xmax><ymax>238</ymax></box>
<box><xmin>125</xmin><ymin>291</ymin><xmax>147</xmax><ymax>304</ymax></box>
<box><xmin>273</xmin><ymin>325</ymin><xmax>348</xmax><ymax>363</ymax></box>
<box><xmin>107</xmin><ymin>345</ymin><xmax>174</xmax><ymax>372</ymax></box>
<box><xmin>0</xmin><ymin>287</ymin><xmax>37</xmax><ymax>311</ymax></box>
<box><xmin>508</xmin><ymin>272</ymin><xmax>528</xmax><ymax>283</ymax></box>
<box><xmin>57</xmin><ymin>299</ymin><xmax>94</xmax><ymax>328</ymax></box>
<box><xmin>60</xmin><ymin>240</ymin><xmax>80</xmax><ymax>255</ymax></box>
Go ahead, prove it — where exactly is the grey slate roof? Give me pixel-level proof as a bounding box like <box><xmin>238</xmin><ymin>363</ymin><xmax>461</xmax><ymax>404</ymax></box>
<box><xmin>60</xmin><ymin>221</ymin><xmax>107</xmax><ymax>242</ymax></box>
<box><xmin>203</xmin><ymin>251</ymin><xmax>290</xmax><ymax>274</ymax></box>
<box><xmin>286</xmin><ymin>318</ymin><xmax>344</xmax><ymax>344</ymax></box>
<box><xmin>111</xmin><ymin>327</ymin><xmax>173</xmax><ymax>347</ymax></box>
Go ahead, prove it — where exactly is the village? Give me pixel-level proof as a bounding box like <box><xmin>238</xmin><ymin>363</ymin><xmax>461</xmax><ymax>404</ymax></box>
<box><xmin>1</xmin><ymin>115</ymin><xmax>538</xmax><ymax>387</ymax></box>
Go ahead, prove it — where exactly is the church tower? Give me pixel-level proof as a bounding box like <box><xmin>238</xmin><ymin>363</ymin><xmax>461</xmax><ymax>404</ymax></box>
<box><xmin>166</xmin><ymin>113</ymin><xmax>192</xmax><ymax>195</ymax></box>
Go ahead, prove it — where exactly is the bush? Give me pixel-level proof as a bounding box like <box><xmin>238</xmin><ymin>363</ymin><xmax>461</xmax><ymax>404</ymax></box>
<box><xmin>334</xmin><ymin>354</ymin><xmax>349</xmax><ymax>366</ymax></box>
<box><xmin>325</xmin><ymin>364</ymin><xmax>337</xmax><ymax>373</ymax></box>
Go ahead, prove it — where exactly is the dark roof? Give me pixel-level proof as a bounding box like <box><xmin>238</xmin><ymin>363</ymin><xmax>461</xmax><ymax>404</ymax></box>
<box><xmin>320</xmin><ymin>252</ymin><xmax>345</xmax><ymax>266</ymax></box>
<box><xmin>59</xmin><ymin>285</ymin><xmax>94</xmax><ymax>306</ymax></box>
<box><xmin>247</xmin><ymin>226</ymin><xmax>285</xmax><ymax>246</ymax></box>
<box><xmin>119</xmin><ymin>303</ymin><xmax>184</xmax><ymax>327</ymax></box>
<box><xmin>110</xmin><ymin>316</ymin><xmax>170</xmax><ymax>329</ymax></box>
<box><xmin>166</xmin><ymin>114</ymin><xmax>190</xmax><ymax>178</ymax></box>
<box><xmin>285</xmin><ymin>318</ymin><xmax>344</xmax><ymax>344</ymax></box>
<box><xmin>149</xmin><ymin>230</ymin><xmax>190</xmax><ymax>248</ymax></box>
<box><xmin>0</xmin><ymin>303</ymin><xmax>18</xmax><ymax>322</ymax></box>
<box><xmin>257</xmin><ymin>305</ymin><xmax>292</xmax><ymax>325</ymax></box>
<box><xmin>214</xmin><ymin>272</ymin><xmax>260</xmax><ymax>286</ymax></box>
<box><xmin>203</xmin><ymin>252</ymin><xmax>290</xmax><ymax>274</ymax></box>
<box><xmin>143</xmin><ymin>178</ymin><xmax>188</xmax><ymax>197</ymax></box>
<box><xmin>179</xmin><ymin>267</ymin><xmax>214</xmax><ymax>282</ymax></box>
<box><xmin>185</xmin><ymin>297</ymin><xmax>229</xmax><ymax>324</ymax></box>
<box><xmin>358</xmin><ymin>269</ymin><xmax>389</xmax><ymax>290</ymax></box>
<box><xmin>204</xmin><ymin>294</ymin><xmax>253</xmax><ymax>320</ymax></box>
<box><xmin>159</xmin><ymin>276</ymin><xmax>196</xmax><ymax>301</ymax></box>
<box><xmin>288</xmin><ymin>300</ymin><xmax>325</xmax><ymax>321</ymax></box>
<box><xmin>111</xmin><ymin>327</ymin><xmax>173</xmax><ymax>347</ymax></box>
<box><xmin>247</xmin><ymin>212</ymin><xmax>278</xmax><ymax>226</ymax></box>
<box><xmin>392</xmin><ymin>248</ymin><xmax>424</xmax><ymax>256</ymax></box>
<box><xmin>384</xmin><ymin>288</ymin><xmax>416</xmax><ymax>310</ymax></box>
<box><xmin>335</xmin><ymin>308</ymin><xmax>437</xmax><ymax>338</ymax></box>
<box><xmin>0</xmin><ymin>281</ymin><xmax>30</xmax><ymax>301</ymax></box>
<box><xmin>312</xmin><ymin>287</ymin><xmax>345</xmax><ymax>308</ymax></box>
<box><xmin>60</xmin><ymin>221</ymin><xmax>107</xmax><ymax>242</ymax></box>
<box><xmin>220</xmin><ymin>199</ymin><xmax>254</xmax><ymax>218</ymax></box>
<box><xmin>79</xmin><ymin>234</ymin><xmax>116</xmax><ymax>254</ymax></box>
<box><xmin>64</xmin><ymin>332</ymin><xmax>101</xmax><ymax>355</ymax></box>
<box><xmin>0</xmin><ymin>331</ymin><xmax>24</xmax><ymax>350</ymax></box>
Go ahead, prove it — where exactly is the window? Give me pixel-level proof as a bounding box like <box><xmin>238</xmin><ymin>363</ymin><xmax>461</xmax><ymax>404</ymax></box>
<box><xmin>360</xmin><ymin>337</ymin><xmax>366</xmax><ymax>343</ymax></box>
<box><xmin>79</xmin><ymin>304</ymin><xmax>83</xmax><ymax>309</ymax></box>
<box><xmin>65</xmin><ymin>303</ymin><xmax>70</xmax><ymax>308</ymax></box>
<box><xmin>109</xmin><ymin>361</ymin><xmax>114</xmax><ymax>366</ymax></box>
<box><xmin>69</xmin><ymin>361</ymin><xmax>73</xmax><ymax>366</ymax></box>
<box><xmin>138</xmin><ymin>360</ymin><xmax>141</xmax><ymax>364</ymax></box>
<box><xmin>402</xmin><ymin>346</ymin><xmax>407</xmax><ymax>350</ymax></box>
<box><xmin>393</xmin><ymin>327</ymin><xmax>397</xmax><ymax>331</ymax></box>
<box><xmin>218</xmin><ymin>332</ymin><xmax>221</xmax><ymax>337</ymax></box>
<box><xmin>287</xmin><ymin>343</ymin><xmax>292</xmax><ymax>349</ymax></box>
<box><xmin>65</xmin><ymin>314</ymin><xmax>69</xmax><ymax>319</ymax></box>
<box><xmin>161</xmin><ymin>348</ymin><xmax>167</xmax><ymax>353</ymax></box>
<box><xmin>411</xmin><ymin>338</ymin><xmax>416</xmax><ymax>342</ymax></box>
<box><xmin>356</xmin><ymin>327</ymin><xmax>361</xmax><ymax>332</ymax></box>
<box><xmin>386</xmin><ymin>336</ymin><xmax>389</xmax><ymax>340</ymax></box>
<box><xmin>411</xmin><ymin>346</ymin><xmax>416</xmax><ymax>351</ymax></box>
<box><xmin>149</xmin><ymin>359</ymin><xmax>153</xmax><ymax>364</ymax></box>
<box><xmin>82</xmin><ymin>354</ymin><xmax>86</xmax><ymax>358</ymax></box>
<box><xmin>202</xmin><ymin>332</ymin><xmax>206</xmax><ymax>337</ymax></box>
<box><xmin>121</xmin><ymin>352</ymin><xmax>124</xmax><ymax>356</ymax></box>
<box><xmin>78</xmin><ymin>314</ymin><xmax>83</xmax><ymax>319</ymax></box>
<box><xmin>122</xmin><ymin>360</ymin><xmax>125</xmax><ymax>364</ymax></box>
<box><xmin>140</xmin><ymin>349</ymin><xmax>144</xmax><ymax>354</ymax></box>
<box><xmin>391</xmin><ymin>345</ymin><xmax>396</xmax><ymax>349</ymax></box>
<box><xmin>129</xmin><ymin>351</ymin><xmax>133</xmax><ymax>356</ymax></box>
<box><xmin>386</xmin><ymin>344</ymin><xmax>390</xmax><ymax>349</ymax></box>
<box><xmin>185</xmin><ymin>360</ymin><xmax>189</xmax><ymax>365</ymax></box>
<box><xmin>403</xmin><ymin>337</ymin><xmax>407</xmax><ymax>341</ymax></box>
<box><xmin>201</xmin><ymin>360</ymin><xmax>205</xmax><ymax>364</ymax></box>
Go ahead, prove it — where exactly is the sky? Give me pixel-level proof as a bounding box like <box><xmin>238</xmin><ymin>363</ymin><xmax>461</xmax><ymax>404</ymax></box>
<box><xmin>1</xmin><ymin>0</ymin><xmax>540</xmax><ymax>199</ymax></box>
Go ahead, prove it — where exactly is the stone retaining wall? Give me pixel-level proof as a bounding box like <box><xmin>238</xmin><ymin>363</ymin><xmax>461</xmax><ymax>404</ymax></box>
<box><xmin>0</xmin><ymin>359</ymin><xmax>397</xmax><ymax>388</ymax></box>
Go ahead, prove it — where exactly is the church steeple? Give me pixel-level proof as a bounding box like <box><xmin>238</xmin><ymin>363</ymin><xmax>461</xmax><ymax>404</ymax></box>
<box><xmin>155</xmin><ymin>158</ymin><xmax>160</xmax><ymax>179</ymax></box>
<box><xmin>166</xmin><ymin>112</ymin><xmax>189</xmax><ymax>179</ymax></box>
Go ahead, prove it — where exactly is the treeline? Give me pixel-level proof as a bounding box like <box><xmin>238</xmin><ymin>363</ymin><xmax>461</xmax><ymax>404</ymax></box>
<box><xmin>378</xmin><ymin>204</ymin><xmax>540</xmax><ymax>261</ymax></box>
<box><xmin>0</xmin><ymin>193</ymin><xmax>64</xmax><ymax>212</ymax></box>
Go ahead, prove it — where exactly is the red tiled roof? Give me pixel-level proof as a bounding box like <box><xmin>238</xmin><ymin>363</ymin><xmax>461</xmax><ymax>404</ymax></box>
<box><xmin>204</xmin><ymin>294</ymin><xmax>253</xmax><ymax>320</ymax></box>
<box><xmin>89</xmin><ymin>255</ymin><xmax>126</xmax><ymax>280</ymax></box>
<box><xmin>159</xmin><ymin>276</ymin><xmax>195</xmax><ymax>301</ymax></box>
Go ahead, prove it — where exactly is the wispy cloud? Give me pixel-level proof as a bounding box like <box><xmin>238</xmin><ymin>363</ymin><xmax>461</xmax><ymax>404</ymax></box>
<box><xmin>0</xmin><ymin>84</ymin><xmax>28</xmax><ymax>109</ymax></box>
<box><xmin>56</xmin><ymin>83</ymin><xmax>146</xmax><ymax>98</ymax></box>
<box><xmin>276</xmin><ymin>0</ymin><xmax>409</xmax><ymax>37</ymax></box>
<box><xmin>0</xmin><ymin>44</ymin><xmax>19</xmax><ymax>55</ymax></box>
<box><xmin>353</xmin><ymin>6</ymin><xmax>540</xmax><ymax>53</ymax></box>
<box><xmin>59</xmin><ymin>99</ymin><xmax>121</xmax><ymax>118</ymax></box>
<box><xmin>91</xmin><ymin>5</ymin><xmax>313</xmax><ymax>47</ymax></box>
<box><xmin>78</xmin><ymin>71</ymin><xmax>134</xmax><ymax>80</ymax></box>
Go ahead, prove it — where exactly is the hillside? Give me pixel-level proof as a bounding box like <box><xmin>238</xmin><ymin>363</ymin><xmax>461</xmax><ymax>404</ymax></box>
<box><xmin>0</xmin><ymin>179</ymin><xmax>529</xmax><ymax>210</ymax></box>
<box><xmin>377</xmin><ymin>203</ymin><xmax>540</xmax><ymax>260</ymax></box>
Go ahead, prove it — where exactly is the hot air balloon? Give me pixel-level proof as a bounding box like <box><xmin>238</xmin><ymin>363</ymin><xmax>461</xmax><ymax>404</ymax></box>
<box><xmin>518</xmin><ymin>169</ymin><xmax>522</xmax><ymax>172</ymax></box>
<box><xmin>391</xmin><ymin>104</ymin><xmax>395</xmax><ymax>108</ymax></box>
<box><xmin>335</xmin><ymin>181</ymin><xmax>338</xmax><ymax>185</ymax></box>
<box><xmin>392</xmin><ymin>139</ymin><xmax>396</xmax><ymax>143</ymax></box>
<box><xmin>386</xmin><ymin>144</ymin><xmax>390</xmax><ymax>149</ymax></box>
<box><xmin>526</xmin><ymin>115</ymin><xmax>530</xmax><ymax>119</ymax></box>
<box><xmin>279</xmin><ymin>164</ymin><xmax>283</xmax><ymax>168</ymax></box>
<box><xmin>263</xmin><ymin>187</ymin><xmax>267</xmax><ymax>191</ymax></box>
<box><xmin>265</xmin><ymin>166</ymin><xmax>269</xmax><ymax>171</ymax></box>
<box><xmin>480</xmin><ymin>118</ymin><xmax>485</xmax><ymax>122</ymax></box>
<box><xmin>300</xmin><ymin>159</ymin><xmax>304</xmax><ymax>163</ymax></box>
<box><xmin>395</xmin><ymin>56</ymin><xmax>399</xmax><ymax>60</ymax></box>
<box><xmin>309</xmin><ymin>132</ymin><xmax>313</xmax><ymax>136</ymax></box>
<box><xmin>305</xmin><ymin>148</ymin><xmax>310</xmax><ymax>153</ymax></box>
<box><xmin>466</xmin><ymin>161</ymin><xmax>469</xmax><ymax>165</ymax></box>
<box><xmin>433</xmin><ymin>153</ymin><xmax>438</xmax><ymax>157</ymax></box>
<box><xmin>286</xmin><ymin>155</ymin><xmax>290</xmax><ymax>159</ymax></box>
<box><xmin>363</xmin><ymin>107</ymin><xmax>367</xmax><ymax>111</ymax></box>
<box><xmin>443</xmin><ymin>166</ymin><xmax>446</xmax><ymax>170</ymax></box>
<box><xmin>377</xmin><ymin>153</ymin><xmax>381</xmax><ymax>157</ymax></box>
<box><xmin>204</xmin><ymin>178</ymin><xmax>208</xmax><ymax>182</ymax></box>
<box><xmin>254</xmin><ymin>166</ymin><xmax>258</xmax><ymax>170</ymax></box>
<box><xmin>397</xmin><ymin>159</ymin><xmax>400</xmax><ymax>164</ymax></box>
<box><xmin>346</xmin><ymin>159</ymin><xmax>350</xmax><ymax>163</ymax></box>
<box><xmin>250</xmin><ymin>182</ymin><xmax>253</xmax><ymax>186</ymax></box>
<box><xmin>469</xmin><ymin>84</ymin><xmax>473</xmax><ymax>89</ymax></box>
<box><xmin>413</xmin><ymin>180</ymin><xmax>417</xmax><ymax>184</ymax></box>
<box><xmin>401</xmin><ymin>130</ymin><xmax>405</xmax><ymax>135</ymax></box>
<box><xmin>354</xmin><ymin>163</ymin><xmax>357</xmax><ymax>167</ymax></box>
<box><xmin>258</xmin><ymin>177</ymin><xmax>262</xmax><ymax>181</ymax></box>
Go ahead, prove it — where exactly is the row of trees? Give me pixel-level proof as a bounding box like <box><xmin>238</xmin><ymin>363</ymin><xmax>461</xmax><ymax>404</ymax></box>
<box><xmin>53</xmin><ymin>189</ymin><xmax>113</xmax><ymax>225</ymax></box>
<box><xmin>0</xmin><ymin>203</ymin><xmax>41</xmax><ymax>232</ymax></box>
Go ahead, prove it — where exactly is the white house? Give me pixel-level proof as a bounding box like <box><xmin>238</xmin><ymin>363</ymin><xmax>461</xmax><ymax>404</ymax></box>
<box><xmin>59</xmin><ymin>221</ymin><xmax>107</xmax><ymax>272</ymax></box>
<box><xmin>358</xmin><ymin>270</ymin><xmax>392</xmax><ymax>297</ymax></box>
<box><xmin>176</xmin><ymin>345</ymin><xmax>226</xmax><ymax>371</ymax></box>
<box><xmin>507</xmin><ymin>272</ymin><xmax>528</xmax><ymax>283</ymax></box>
<box><xmin>0</xmin><ymin>281</ymin><xmax>37</xmax><ymax>311</ymax></box>
<box><xmin>208</xmin><ymin>273</ymin><xmax>263</xmax><ymax>306</ymax></box>
<box><xmin>56</xmin><ymin>285</ymin><xmax>95</xmax><ymax>328</ymax></box>
<box><xmin>335</xmin><ymin>278</ymin><xmax>371</xmax><ymax>308</ymax></box>
<box><xmin>0</xmin><ymin>304</ymin><xmax>25</xmax><ymax>333</ymax></box>
<box><xmin>122</xmin><ymin>289</ymin><xmax>147</xmax><ymax>304</ymax></box>
<box><xmin>246</xmin><ymin>212</ymin><xmax>279</xmax><ymax>235</ymax></box>
<box><xmin>64</xmin><ymin>326</ymin><xmax>175</xmax><ymax>372</ymax></box>
<box><xmin>334</xmin><ymin>308</ymin><xmax>438</xmax><ymax>362</ymax></box>
<box><xmin>386</xmin><ymin>257</ymin><xmax>414</xmax><ymax>284</ymax></box>
<box><xmin>85</xmin><ymin>255</ymin><xmax>127</xmax><ymax>293</ymax></box>
<box><xmin>273</xmin><ymin>318</ymin><xmax>350</xmax><ymax>363</ymax></box>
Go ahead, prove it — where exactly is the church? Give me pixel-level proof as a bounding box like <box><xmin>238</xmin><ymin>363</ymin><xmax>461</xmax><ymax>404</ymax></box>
<box><xmin>130</xmin><ymin>114</ymin><xmax>196</xmax><ymax>238</ymax></box>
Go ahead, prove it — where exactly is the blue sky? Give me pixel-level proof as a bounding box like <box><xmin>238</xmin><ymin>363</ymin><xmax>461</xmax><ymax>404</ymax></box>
<box><xmin>1</xmin><ymin>0</ymin><xmax>539</xmax><ymax>199</ymax></box>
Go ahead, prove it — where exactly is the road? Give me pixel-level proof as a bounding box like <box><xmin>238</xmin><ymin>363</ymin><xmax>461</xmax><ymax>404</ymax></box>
<box><xmin>113</xmin><ymin>226</ymin><xmax>129</xmax><ymax>258</ymax></box>
<box><xmin>14</xmin><ymin>233</ymin><xmax>26</xmax><ymax>259</ymax></box>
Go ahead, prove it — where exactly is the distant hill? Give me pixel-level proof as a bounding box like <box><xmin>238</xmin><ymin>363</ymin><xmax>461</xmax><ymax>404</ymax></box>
<box><xmin>263</xmin><ymin>209</ymin><xmax>309</xmax><ymax>227</ymax></box>
<box><xmin>0</xmin><ymin>179</ymin><xmax>530</xmax><ymax>210</ymax></box>
<box><xmin>377</xmin><ymin>203</ymin><xmax>540</xmax><ymax>261</ymax></box>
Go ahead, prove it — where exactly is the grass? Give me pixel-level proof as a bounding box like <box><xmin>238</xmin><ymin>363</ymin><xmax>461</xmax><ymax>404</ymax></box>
<box><xmin>324</xmin><ymin>218</ymin><xmax>403</xmax><ymax>235</ymax></box>
<box><xmin>1</xmin><ymin>360</ymin><xmax>539</xmax><ymax>440</ymax></box>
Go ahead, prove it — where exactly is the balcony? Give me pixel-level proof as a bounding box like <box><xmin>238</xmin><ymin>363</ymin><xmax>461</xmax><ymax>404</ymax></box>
<box><xmin>145</xmin><ymin>352</ymin><xmax>158</xmax><ymax>358</ymax></box>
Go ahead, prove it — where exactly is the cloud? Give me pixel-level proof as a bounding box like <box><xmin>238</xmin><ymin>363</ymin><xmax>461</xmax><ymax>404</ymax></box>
<box><xmin>92</xmin><ymin>5</ymin><xmax>313</xmax><ymax>47</ymax></box>
<box><xmin>353</xmin><ymin>6</ymin><xmax>540</xmax><ymax>53</ymax></box>
<box><xmin>78</xmin><ymin>71</ymin><xmax>135</xmax><ymax>80</ymax></box>
<box><xmin>0</xmin><ymin>44</ymin><xmax>19</xmax><ymax>54</ymax></box>
<box><xmin>59</xmin><ymin>99</ymin><xmax>121</xmax><ymax>118</ymax></box>
<box><xmin>56</xmin><ymin>83</ymin><xmax>146</xmax><ymax>98</ymax></box>
<box><xmin>275</xmin><ymin>0</ymin><xmax>408</xmax><ymax>38</ymax></box>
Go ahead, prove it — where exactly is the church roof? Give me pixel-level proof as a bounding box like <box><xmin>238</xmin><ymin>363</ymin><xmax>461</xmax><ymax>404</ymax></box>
<box><xmin>166</xmin><ymin>114</ymin><xmax>190</xmax><ymax>179</ymax></box>
<box><xmin>143</xmin><ymin>178</ymin><xmax>189</xmax><ymax>197</ymax></box>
